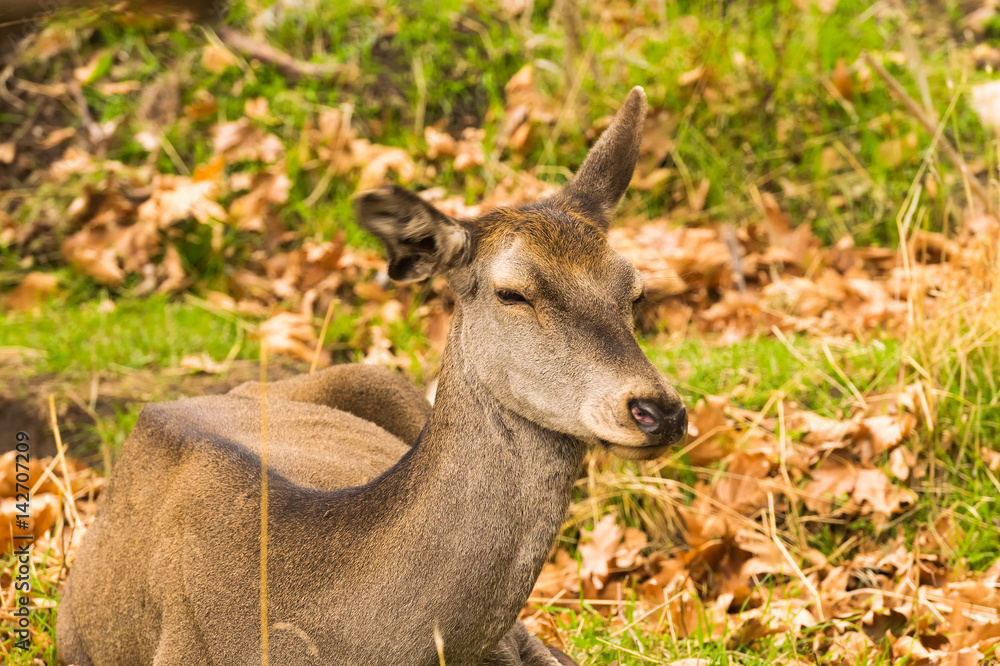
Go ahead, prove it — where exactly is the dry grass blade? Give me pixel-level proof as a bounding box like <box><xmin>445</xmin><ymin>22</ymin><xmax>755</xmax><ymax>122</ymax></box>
<box><xmin>310</xmin><ymin>299</ymin><xmax>337</xmax><ymax>375</ymax></box>
<box><xmin>47</xmin><ymin>395</ymin><xmax>81</xmax><ymax>528</ymax></box>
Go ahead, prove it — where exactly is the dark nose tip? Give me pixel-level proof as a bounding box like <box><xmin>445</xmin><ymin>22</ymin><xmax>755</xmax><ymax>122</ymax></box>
<box><xmin>629</xmin><ymin>398</ymin><xmax>687</xmax><ymax>437</ymax></box>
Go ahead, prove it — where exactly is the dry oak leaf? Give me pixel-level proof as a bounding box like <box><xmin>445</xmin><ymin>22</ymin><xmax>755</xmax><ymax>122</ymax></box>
<box><xmin>711</xmin><ymin>451</ymin><xmax>774</xmax><ymax>514</ymax></box>
<box><xmin>115</xmin><ymin>220</ymin><xmax>161</xmax><ymax>274</ymax></box>
<box><xmin>185</xmin><ymin>90</ymin><xmax>219</xmax><ymax>121</ymax></box>
<box><xmin>180</xmin><ymin>353</ymin><xmax>228</xmax><ymax>374</ymax></box>
<box><xmin>49</xmin><ymin>146</ymin><xmax>95</xmax><ymax>180</ymax></box>
<box><xmin>578</xmin><ymin>515</ymin><xmax>622</xmax><ymax>591</ymax></box>
<box><xmin>972</xmin><ymin>79</ymin><xmax>1000</xmax><ymax>129</ymax></box>
<box><xmin>40</xmin><ymin>126</ymin><xmax>76</xmax><ymax>149</ymax></box>
<box><xmin>803</xmin><ymin>458</ymin><xmax>857</xmax><ymax>514</ymax></box>
<box><xmin>889</xmin><ymin>447</ymin><xmax>914</xmax><ymax>481</ymax></box>
<box><xmin>0</xmin><ymin>142</ymin><xmax>15</xmax><ymax>164</ymax></box>
<box><xmin>157</xmin><ymin>244</ymin><xmax>186</xmax><ymax>293</ymax></box>
<box><xmin>454</xmin><ymin>128</ymin><xmax>486</xmax><ymax>172</ymax></box>
<box><xmin>0</xmin><ymin>493</ymin><xmax>60</xmax><ymax>554</ymax></box>
<box><xmin>62</xmin><ymin>227</ymin><xmax>125</xmax><ymax>286</ymax></box>
<box><xmin>202</xmin><ymin>44</ymin><xmax>238</xmax><ymax>73</ymax></box>
<box><xmin>138</xmin><ymin>175</ymin><xmax>227</xmax><ymax>228</ymax></box>
<box><xmin>686</xmin><ymin>395</ymin><xmax>732</xmax><ymax>465</ymax></box>
<box><xmin>982</xmin><ymin>447</ymin><xmax>1000</xmax><ymax>472</ymax></box>
<box><xmin>677</xmin><ymin>505</ymin><xmax>739</xmax><ymax>548</ymax></box>
<box><xmin>852</xmin><ymin>468</ymin><xmax>916</xmax><ymax>521</ymax></box>
<box><xmin>760</xmin><ymin>192</ymin><xmax>820</xmax><ymax>266</ymax></box>
<box><xmin>245</xmin><ymin>97</ymin><xmax>270</xmax><ymax>120</ymax></box>
<box><xmin>0</xmin><ymin>451</ymin><xmax>60</xmax><ymax>497</ymax></box>
<box><xmin>97</xmin><ymin>80</ymin><xmax>141</xmax><ymax>95</ymax></box>
<box><xmin>4</xmin><ymin>272</ymin><xmax>58</xmax><ymax>312</ymax></box>
<box><xmin>361</xmin><ymin>325</ymin><xmax>406</xmax><ymax>368</ymax></box>
<box><xmin>891</xmin><ymin>635</ymin><xmax>932</xmax><ymax>663</ymax></box>
<box><xmin>212</xmin><ymin>118</ymin><xmax>284</xmax><ymax>164</ymax></box>
<box><xmin>230</xmin><ymin>169</ymin><xmax>292</xmax><ymax>232</ymax></box>
<box><xmin>832</xmin><ymin>58</ymin><xmax>854</xmax><ymax>101</ymax></box>
<box><xmin>502</xmin><ymin>64</ymin><xmax>558</xmax><ymax>153</ymax></box>
<box><xmin>257</xmin><ymin>312</ymin><xmax>329</xmax><ymax>366</ymax></box>
<box><xmin>424</xmin><ymin>126</ymin><xmax>457</xmax><ymax>159</ymax></box>
<box><xmin>861</xmin><ymin>413</ymin><xmax>917</xmax><ymax>459</ymax></box>
<box><xmin>355</xmin><ymin>143</ymin><xmax>416</xmax><ymax>190</ymax></box>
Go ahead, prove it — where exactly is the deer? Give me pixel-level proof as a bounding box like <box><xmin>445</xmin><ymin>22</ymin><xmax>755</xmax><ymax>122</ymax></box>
<box><xmin>56</xmin><ymin>86</ymin><xmax>687</xmax><ymax>666</ymax></box>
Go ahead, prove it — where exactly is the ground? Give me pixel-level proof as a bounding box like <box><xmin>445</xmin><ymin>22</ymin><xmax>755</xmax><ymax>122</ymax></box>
<box><xmin>1</xmin><ymin>0</ymin><xmax>1000</xmax><ymax>664</ymax></box>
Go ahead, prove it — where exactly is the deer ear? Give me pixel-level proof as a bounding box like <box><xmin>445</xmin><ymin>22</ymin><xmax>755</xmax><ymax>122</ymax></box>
<box><xmin>354</xmin><ymin>185</ymin><xmax>472</xmax><ymax>283</ymax></box>
<box><xmin>563</xmin><ymin>86</ymin><xmax>647</xmax><ymax>219</ymax></box>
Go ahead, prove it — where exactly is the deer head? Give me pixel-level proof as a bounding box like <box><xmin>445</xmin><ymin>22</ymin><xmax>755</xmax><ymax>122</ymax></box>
<box><xmin>356</xmin><ymin>87</ymin><xmax>686</xmax><ymax>459</ymax></box>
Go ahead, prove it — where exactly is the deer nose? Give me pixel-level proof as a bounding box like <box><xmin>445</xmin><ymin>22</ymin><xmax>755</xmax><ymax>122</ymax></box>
<box><xmin>629</xmin><ymin>398</ymin><xmax>687</xmax><ymax>438</ymax></box>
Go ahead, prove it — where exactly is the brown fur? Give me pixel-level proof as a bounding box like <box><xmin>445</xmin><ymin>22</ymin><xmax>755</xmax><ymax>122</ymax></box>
<box><xmin>229</xmin><ymin>364</ymin><xmax>431</xmax><ymax>446</ymax></box>
<box><xmin>58</xmin><ymin>87</ymin><xmax>682</xmax><ymax>666</ymax></box>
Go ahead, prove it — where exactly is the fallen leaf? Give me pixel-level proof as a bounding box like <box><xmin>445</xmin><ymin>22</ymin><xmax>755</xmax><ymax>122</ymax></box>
<box><xmin>74</xmin><ymin>50</ymin><xmax>110</xmax><ymax>84</ymax></box>
<box><xmin>137</xmin><ymin>174</ymin><xmax>227</xmax><ymax>227</ymax></box>
<box><xmin>157</xmin><ymin>244</ymin><xmax>186</xmax><ymax>293</ymax></box>
<box><xmin>4</xmin><ymin>272</ymin><xmax>58</xmax><ymax>312</ymax></box>
<box><xmin>185</xmin><ymin>90</ymin><xmax>219</xmax><ymax>120</ymax></box>
<box><xmin>804</xmin><ymin>458</ymin><xmax>856</xmax><ymax>514</ymax></box>
<box><xmin>852</xmin><ymin>468</ymin><xmax>916</xmax><ymax>522</ymax></box>
<box><xmin>257</xmin><ymin>312</ymin><xmax>328</xmax><ymax>365</ymax></box>
<box><xmin>579</xmin><ymin>515</ymin><xmax>622</xmax><ymax>591</ymax></box>
<box><xmin>213</xmin><ymin>118</ymin><xmax>284</xmax><ymax>164</ymax></box>
<box><xmin>40</xmin><ymin>127</ymin><xmax>76</xmax><ymax>149</ymax></box>
<box><xmin>230</xmin><ymin>168</ymin><xmax>291</xmax><ymax>232</ymax></box>
<box><xmin>62</xmin><ymin>227</ymin><xmax>125</xmax><ymax>286</ymax></box>
<box><xmin>202</xmin><ymin>44</ymin><xmax>238</xmax><ymax>73</ymax></box>
<box><xmin>863</xmin><ymin>413</ymin><xmax>917</xmax><ymax>456</ymax></box>
<box><xmin>245</xmin><ymin>97</ymin><xmax>269</xmax><ymax>119</ymax></box>
<box><xmin>424</xmin><ymin>126</ymin><xmax>456</xmax><ymax>159</ymax></box>
<box><xmin>971</xmin><ymin>79</ymin><xmax>1000</xmax><ymax>129</ymax></box>
<box><xmin>179</xmin><ymin>353</ymin><xmax>227</xmax><ymax>374</ymax></box>
<box><xmin>678</xmin><ymin>66</ymin><xmax>705</xmax><ymax>86</ymax></box>
<box><xmin>97</xmin><ymin>80</ymin><xmax>142</xmax><ymax>95</ymax></box>
<box><xmin>889</xmin><ymin>447</ymin><xmax>913</xmax><ymax>481</ymax></box>
<box><xmin>454</xmin><ymin>128</ymin><xmax>486</xmax><ymax>172</ymax></box>
<box><xmin>355</xmin><ymin>144</ymin><xmax>416</xmax><ymax>190</ymax></box>
<box><xmin>0</xmin><ymin>493</ymin><xmax>60</xmax><ymax>554</ymax></box>
<box><xmin>982</xmin><ymin>447</ymin><xmax>1000</xmax><ymax>471</ymax></box>
<box><xmin>832</xmin><ymin>58</ymin><xmax>853</xmax><ymax>100</ymax></box>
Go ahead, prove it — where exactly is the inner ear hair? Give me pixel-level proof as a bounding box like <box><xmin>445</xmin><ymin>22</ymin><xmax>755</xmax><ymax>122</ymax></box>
<box><xmin>354</xmin><ymin>185</ymin><xmax>471</xmax><ymax>283</ymax></box>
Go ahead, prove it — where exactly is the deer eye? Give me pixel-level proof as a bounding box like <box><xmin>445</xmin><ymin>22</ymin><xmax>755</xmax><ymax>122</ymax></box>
<box><xmin>496</xmin><ymin>289</ymin><xmax>530</xmax><ymax>306</ymax></box>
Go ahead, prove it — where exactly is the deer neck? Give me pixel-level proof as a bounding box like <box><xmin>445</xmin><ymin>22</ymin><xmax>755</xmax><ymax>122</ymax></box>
<box><xmin>358</xmin><ymin>307</ymin><xmax>585</xmax><ymax>654</ymax></box>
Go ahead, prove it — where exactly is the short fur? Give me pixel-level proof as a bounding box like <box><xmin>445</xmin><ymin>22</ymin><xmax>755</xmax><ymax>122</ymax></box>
<box><xmin>58</xmin><ymin>86</ymin><xmax>684</xmax><ymax>666</ymax></box>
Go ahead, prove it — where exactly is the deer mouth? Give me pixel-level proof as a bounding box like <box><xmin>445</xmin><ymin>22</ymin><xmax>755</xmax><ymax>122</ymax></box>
<box><xmin>597</xmin><ymin>436</ymin><xmax>684</xmax><ymax>461</ymax></box>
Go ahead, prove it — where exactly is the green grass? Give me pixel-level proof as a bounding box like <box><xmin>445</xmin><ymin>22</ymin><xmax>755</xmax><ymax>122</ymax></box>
<box><xmin>1</xmin><ymin>294</ymin><xmax>255</xmax><ymax>374</ymax></box>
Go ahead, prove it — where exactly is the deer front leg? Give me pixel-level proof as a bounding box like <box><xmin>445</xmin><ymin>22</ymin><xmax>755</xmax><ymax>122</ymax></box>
<box><xmin>483</xmin><ymin>621</ymin><xmax>578</xmax><ymax>666</ymax></box>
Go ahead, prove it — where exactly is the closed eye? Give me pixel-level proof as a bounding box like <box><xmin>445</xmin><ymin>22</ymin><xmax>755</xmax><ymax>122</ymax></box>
<box><xmin>496</xmin><ymin>289</ymin><xmax>531</xmax><ymax>306</ymax></box>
